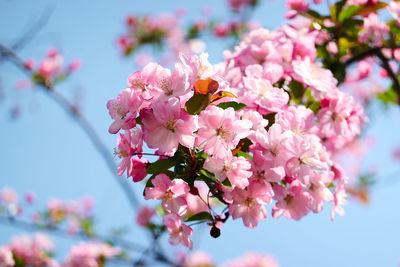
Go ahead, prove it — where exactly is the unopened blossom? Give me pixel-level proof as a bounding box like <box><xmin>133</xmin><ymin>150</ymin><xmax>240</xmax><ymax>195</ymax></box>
<box><xmin>225</xmin><ymin>183</ymin><xmax>273</xmax><ymax>228</ymax></box>
<box><xmin>196</xmin><ymin>106</ymin><xmax>252</xmax><ymax>159</ymax></box>
<box><xmin>163</xmin><ymin>214</ymin><xmax>193</xmax><ymax>249</ymax></box>
<box><xmin>107</xmin><ymin>88</ymin><xmax>143</xmax><ymax>134</ymax></box>
<box><xmin>145</xmin><ymin>173</ymin><xmax>190</xmax><ymax>215</ymax></box>
<box><xmin>272</xmin><ymin>182</ymin><xmax>312</xmax><ymax>220</ymax></box>
<box><xmin>141</xmin><ymin>97</ymin><xmax>198</xmax><ymax>155</ymax></box>
<box><xmin>129</xmin><ymin>158</ymin><xmax>148</xmax><ymax>182</ymax></box>
<box><xmin>136</xmin><ymin>206</ymin><xmax>155</xmax><ymax>226</ymax></box>
<box><xmin>204</xmin><ymin>155</ymin><xmax>252</xmax><ymax>189</ymax></box>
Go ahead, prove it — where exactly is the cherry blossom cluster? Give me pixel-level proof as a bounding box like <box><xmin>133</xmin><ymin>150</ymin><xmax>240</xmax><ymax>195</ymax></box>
<box><xmin>24</xmin><ymin>48</ymin><xmax>80</xmax><ymax>89</ymax></box>
<box><xmin>0</xmin><ymin>187</ymin><xmax>95</xmax><ymax>237</ymax></box>
<box><xmin>109</xmin><ymin>13</ymin><xmax>368</xmax><ymax>248</ymax></box>
<box><xmin>117</xmin><ymin>10</ymin><xmax>259</xmax><ymax>65</ymax></box>
<box><xmin>0</xmin><ymin>233</ymin><xmax>120</xmax><ymax>267</ymax></box>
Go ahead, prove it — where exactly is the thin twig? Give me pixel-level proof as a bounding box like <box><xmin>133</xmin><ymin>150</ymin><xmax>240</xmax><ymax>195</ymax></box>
<box><xmin>0</xmin><ymin>43</ymin><xmax>140</xmax><ymax>209</ymax></box>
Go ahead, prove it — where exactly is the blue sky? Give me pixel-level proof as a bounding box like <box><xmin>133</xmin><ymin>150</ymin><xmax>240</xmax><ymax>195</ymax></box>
<box><xmin>1</xmin><ymin>0</ymin><xmax>400</xmax><ymax>266</ymax></box>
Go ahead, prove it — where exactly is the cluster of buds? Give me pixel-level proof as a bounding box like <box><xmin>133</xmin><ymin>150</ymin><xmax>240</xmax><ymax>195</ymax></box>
<box><xmin>24</xmin><ymin>48</ymin><xmax>80</xmax><ymax>89</ymax></box>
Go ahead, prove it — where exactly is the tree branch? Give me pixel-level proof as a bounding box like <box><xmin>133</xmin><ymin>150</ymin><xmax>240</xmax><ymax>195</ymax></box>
<box><xmin>0</xmin><ymin>43</ymin><xmax>140</xmax><ymax>209</ymax></box>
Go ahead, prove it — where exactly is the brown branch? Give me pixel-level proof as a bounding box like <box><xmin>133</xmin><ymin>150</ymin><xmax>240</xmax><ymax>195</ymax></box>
<box><xmin>344</xmin><ymin>46</ymin><xmax>400</xmax><ymax>105</ymax></box>
<box><xmin>0</xmin><ymin>43</ymin><xmax>140</xmax><ymax>209</ymax></box>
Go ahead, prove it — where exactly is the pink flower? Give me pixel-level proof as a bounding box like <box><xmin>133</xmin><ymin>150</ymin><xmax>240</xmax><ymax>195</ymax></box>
<box><xmin>141</xmin><ymin>97</ymin><xmax>198</xmax><ymax>155</ymax></box>
<box><xmin>241</xmin><ymin>76</ymin><xmax>289</xmax><ymax>114</ymax></box>
<box><xmin>183</xmin><ymin>251</ymin><xmax>214</xmax><ymax>267</ymax></box>
<box><xmin>284</xmin><ymin>135</ymin><xmax>331</xmax><ymax>185</ymax></box>
<box><xmin>204</xmin><ymin>155</ymin><xmax>252</xmax><ymax>189</ymax></box>
<box><xmin>196</xmin><ymin>106</ymin><xmax>252</xmax><ymax>159</ymax></box>
<box><xmin>63</xmin><ymin>242</ymin><xmax>120</xmax><ymax>267</ymax></box>
<box><xmin>225</xmin><ymin>183</ymin><xmax>273</xmax><ymax>228</ymax></box>
<box><xmin>224</xmin><ymin>252</ymin><xmax>279</xmax><ymax>267</ymax></box>
<box><xmin>129</xmin><ymin>158</ymin><xmax>148</xmax><ymax>182</ymax></box>
<box><xmin>141</xmin><ymin>62</ymin><xmax>190</xmax><ymax>100</ymax></box>
<box><xmin>0</xmin><ymin>187</ymin><xmax>18</xmax><ymax>204</ymax></box>
<box><xmin>163</xmin><ymin>214</ymin><xmax>193</xmax><ymax>249</ymax></box>
<box><xmin>145</xmin><ymin>173</ymin><xmax>190</xmax><ymax>215</ymax></box>
<box><xmin>107</xmin><ymin>88</ymin><xmax>143</xmax><ymax>134</ymax></box>
<box><xmin>307</xmin><ymin>180</ymin><xmax>334</xmax><ymax>213</ymax></box>
<box><xmin>285</xmin><ymin>0</ymin><xmax>309</xmax><ymax>12</ymax></box>
<box><xmin>388</xmin><ymin>1</ymin><xmax>400</xmax><ymax>21</ymax></box>
<box><xmin>25</xmin><ymin>191</ymin><xmax>35</xmax><ymax>204</ymax></box>
<box><xmin>9</xmin><ymin>233</ymin><xmax>54</xmax><ymax>267</ymax></box>
<box><xmin>136</xmin><ymin>206</ymin><xmax>155</xmax><ymax>226</ymax></box>
<box><xmin>359</xmin><ymin>13</ymin><xmax>389</xmax><ymax>47</ymax></box>
<box><xmin>331</xmin><ymin>175</ymin><xmax>348</xmax><ymax>221</ymax></box>
<box><xmin>0</xmin><ymin>246</ymin><xmax>14</xmax><ymax>267</ymax></box>
<box><xmin>114</xmin><ymin>128</ymin><xmax>143</xmax><ymax>176</ymax></box>
<box><xmin>272</xmin><ymin>182</ymin><xmax>312</xmax><ymax>220</ymax></box>
<box><xmin>292</xmin><ymin>58</ymin><xmax>337</xmax><ymax>100</ymax></box>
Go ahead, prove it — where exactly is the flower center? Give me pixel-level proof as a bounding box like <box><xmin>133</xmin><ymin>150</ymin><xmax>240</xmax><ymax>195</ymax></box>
<box><xmin>166</xmin><ymin>120</ymin><xmax>177</xmax><ymax>132</ymax></box>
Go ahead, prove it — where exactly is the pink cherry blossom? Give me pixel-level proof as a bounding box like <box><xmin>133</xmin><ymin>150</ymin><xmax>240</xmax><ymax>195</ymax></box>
<box><xmin>63</xmin><ymin>242</ymin><xmax>120</xmax><ymax>267</ymax></box>
<box><xmin>272</xmin><ymin>182</ymin><xmax>312</xmax><ymax>221</ymax></box>
<box><xmin>292</xmin><ymin>58</ymin><xmax>337</xmax><ymax>100</ymax></box>
<box><xmin>163</xmin><ymin>214</ymin><xmax>193</xmax><ymax>249</ymax></box>
<box><xmin>224</xmin><ymin>252</ymin><xmax>279</xmax><ymax>267</ymax></box>
<box><xmin>196</xmin><ymin>106</ymin><xmax>252</xmax><ymax>159</ymax></box>
<box><xmin>145</xmin><ymin>173</ymin><xmax>190</xmax><ymax>215</ymax></box>
<box><xmin>225</xmin><ymin>183</ymin><xmax>273</xmax><ymax>228</ymax></box>
<box><xmin>204</xmin><ymin>155</ymin><xmax>252</xmax><ymax>189</ymax></box>
<box><xmin>129</xmin><ymin>158</ymin><xmax>148</xmax><ymax>182</ymax></box>
<box><xmin>107</xmin><ymin>88</ymin><xmax>143</xmax><ymax>134</ymax></box>
<box><xmin>0</xmin><ymin>246</ymin><xmax>14</xmax><ymax>267</ymax></box>
<box><xmin>359</xmin><ymin>13</ymin><xmax>389</xmax><ymax>47</ymax></box>
<box><xmin>388</xmin><ymin>1</ymin><xmax>400</xmax><ymax>21</ymax></box>
<box><xmin>136</xmin><ymin>206</ymin><xmax>155</xmax><ymax>226</ymax></box>
<box><xmin>114</xmin><ymin>128</ymin><xmax>143</xmax><ymax>176</ymax></box>
<box><xmin>141</xmin><ymin>97</ymin><xmax>198</xmax><ymax>155</ymax></box>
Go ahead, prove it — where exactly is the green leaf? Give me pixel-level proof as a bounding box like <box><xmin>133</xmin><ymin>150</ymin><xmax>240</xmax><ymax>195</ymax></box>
<box><xmin>327</xmin><ymin>182</ymin><xmax>335</xmax><ymax>188</ymax></box>
<box><xmin>185</xmin><ymin>94</ymin><xmax>210</xmax><ymax>115</ymax></box>
<box><xmin>185</xmin><ymin>212</ymin><xmax>213</xmax><ymax>222</ymax></box>
<box><xmin>377</xmin><ymin>85</ymin><xmax>399</xmax><ymax>105</ymax></box>
<box><xmin>222</xmin><ymin>178</ymin><xmax>232</xmax><ymax>188</ymax></box>
<box><xmin>330</xmin><ymin>0</ymin><xmax>347</xmax><ymax>21</ymax></box>
<box><xmin>338</xmin><ymin>6</ymin><xmax>361</xmax><ymax>23</ymax></box>
<box><xmin>302</xmin><ymin>9</ymin><xmax>324</xmax><ymax>23</ymax></box>
<box><xmin>146</xmin><ymin>159</ymin><xmax>175</xmax><ymax>174</ymax></box>
<box><xmin>236</xmin><ymin>151</ymin><xmax>253</xmax><ymax>159</ymax></box>
<box><xmin>217</xmin><ymin>101</ymin><xmax>246</xmax><ymax>111</ymax></box>
<box><xmin>289</xmin><ymin>80</ymin><xmax>305</xmax><ymax>104</ymax></box>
